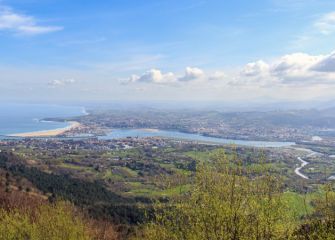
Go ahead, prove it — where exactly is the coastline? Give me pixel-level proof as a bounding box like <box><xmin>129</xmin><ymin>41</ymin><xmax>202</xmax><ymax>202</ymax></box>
<box><xmin>9</xmin><ymin>121</ymin><xmax>81</xmax><ymax>138</ymax></box>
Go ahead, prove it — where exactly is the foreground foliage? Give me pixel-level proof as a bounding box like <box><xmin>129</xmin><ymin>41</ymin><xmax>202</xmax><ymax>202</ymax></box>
<box><xmin>0</xmin><ymin>189</ymin><xmax>119</xmax><ymax>240</ymax></box>
<box><xmin>0</xmin><ymin>202</ymin><xmax>89</xmax><ymax>240</ymax></box>
<box><xmin>134</xmin><ymin>149</ymin><xmax>335</xmax><ymax>240</ymax></box>
<box><xmin>3</xmin><ymin>149</ymin><xmax>335</xmax><ymax>239</ymax></box>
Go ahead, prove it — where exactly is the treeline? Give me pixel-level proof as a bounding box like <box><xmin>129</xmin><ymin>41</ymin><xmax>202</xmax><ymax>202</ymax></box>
<box><xmin>0</xmin><ymin>152</ymin><xmax>150</xmax><ymax>225</ymax></box>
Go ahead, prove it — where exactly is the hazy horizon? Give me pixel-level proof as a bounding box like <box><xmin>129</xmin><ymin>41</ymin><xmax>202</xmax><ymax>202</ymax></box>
<box><xmin>2</xmin><ymin>99</ymin><xmax>335</xmax><ymax>112</ymax></box>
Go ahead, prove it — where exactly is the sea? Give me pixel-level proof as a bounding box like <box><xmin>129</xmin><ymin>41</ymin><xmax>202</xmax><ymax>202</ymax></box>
<box><xmin>0</xmin><ymin>103</ymin><xmax>85</xmax><ymax>136</ymax></box>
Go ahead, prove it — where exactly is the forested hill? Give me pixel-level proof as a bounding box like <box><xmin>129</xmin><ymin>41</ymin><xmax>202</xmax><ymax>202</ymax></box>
<box><xmin>0</xmin><ymin>152</ymin><xmax>149</xmax><ymax>224</ymax></box>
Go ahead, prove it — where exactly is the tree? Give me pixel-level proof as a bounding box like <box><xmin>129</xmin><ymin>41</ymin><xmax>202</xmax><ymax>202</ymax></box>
<box><xmin>134</xmin><ymin>149</ymin><xmax>295</xmax><ymax>240</ymax></box>
<box><xmin>0</xmin><ymin>201</ymin><xmax>89</xmax><ymax>240</ymax></box>
<box><xmin>294</xmin><ymin>183</ymin><xmax>335</xmax><ymax>240</ymax></box>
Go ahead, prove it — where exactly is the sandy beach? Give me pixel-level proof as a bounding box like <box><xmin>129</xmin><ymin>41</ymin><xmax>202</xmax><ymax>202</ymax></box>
<box><xmin>10</xmin><ymin>121</ymin><xmax>81</xmax><ymax>137</ymax></box>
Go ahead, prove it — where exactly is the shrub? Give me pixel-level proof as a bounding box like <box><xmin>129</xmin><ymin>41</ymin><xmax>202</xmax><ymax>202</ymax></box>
<box><xmin>134</xmin><ymin>149</ymin><xmax>295</xmax><ymax>240</ymax></box>
<box><xmin>0</xmin><ymin>201</ymin><xmax>89</xmax><ymax>240</ymax></box>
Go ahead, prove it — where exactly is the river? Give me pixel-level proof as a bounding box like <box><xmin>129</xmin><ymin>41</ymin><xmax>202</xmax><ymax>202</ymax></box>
<box><xmin>99</xmin><ymin>129</ymin><xmax>295</xmax><ymax>148</ymax></box>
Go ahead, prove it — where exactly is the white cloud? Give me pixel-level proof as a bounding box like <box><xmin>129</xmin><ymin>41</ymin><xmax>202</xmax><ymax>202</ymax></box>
<box><xmin>0</xmin><ymin>6</ymin><xmax>63</xmax><ymax>35</ymax></box>
<box><xmin>238</xmin><ymin>51</ymin><xmax>335</xmax><ymax>86</ymax></box>
<box><xmin>125</xmin><ymin>67</ymin><xmax>208</xmax><ymax>85</ymax></box>
<box><xmin>124</xmin><ymin>66</ymin><xmax>230</xmax><ymax>86</ymax></box>
<box><xmin>311</xmin><ymin>52</ymin><xmax>335</xmax><ymax>72</ymax></box>
<box><xmin>272</xmin><ymin>53</ymin><xmax>320</xmax><ymax>73</ymax></box>
<box><xmin>1</xmin><ymin>57</ymin><xmax>334</xmax><ymax>102</ymax></box>
<box><xmin>315</xmin><ymin>12</ymin><xmax>335</xmax><ymax>35</ymax></box>
<box><xmin>241</xmin><ymin>60</ymin><xmax>270</xmax><ymax>77</ymax></box>
<box><xmin>128</xmin><ymin>69</ymin><xmax>176</xmax><ymax>84</ymax></box>
<box><xmin>178</xmin><ymin>67</ymin><xmax>204</xmax><ymax>81</ymax></box>
<box><xmin>271</xmin><ymin>53</ymin><xmax>323</xmax><ymax>83</ymax></box>
<box><xmin>116</xmin><ymin>50</ymin><xmax>335</xmax><ymax>102</ymax></box>
<box><xmin>48</xmin><ymin>79</ymin><xmax>76</xmax><ymax>88</ymax></box>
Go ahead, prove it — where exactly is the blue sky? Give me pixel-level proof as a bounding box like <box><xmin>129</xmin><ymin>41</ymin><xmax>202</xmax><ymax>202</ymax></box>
<box><xmin>1</xmin><ymin>0</ymin><xmax>335</xmax><ymax>102</ymax></box>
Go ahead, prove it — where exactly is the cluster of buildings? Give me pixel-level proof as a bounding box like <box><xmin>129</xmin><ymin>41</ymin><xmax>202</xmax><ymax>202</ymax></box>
<box><xmin>0</xmin><ymin>136</ymin><xmax>171</xmax><ymax>153</ymax></box>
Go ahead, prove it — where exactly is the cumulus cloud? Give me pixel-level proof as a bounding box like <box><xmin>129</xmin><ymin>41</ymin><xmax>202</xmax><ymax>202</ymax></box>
<box><xmin>315</xmin><ymin>12</ymin><xmax>335</xmax><ymax>35</ymax></box>
<box><xmin>239</xmin><ymin>51</ymin><xmax>335</xmax><ymax>86</ymax></box>
<box><xmin>241</xmin><ymin>60</ymin><xmax>270</xmax><ymax>77</ymax></box>
<box><xmin>0</xmin><ymin>6</ymin><xmax>63</xmax><ymax>35</ymax></box>
<box><xmin>178</xmin><ymin>67</ymin><xmax>204</xmax><ymax>81</ymax></box>
<box><xmin>311</xmin><ymin>52</ymin><xmax>335</xmax><ymax>72</ymax></box>
<box><xmin>48</xmin><ymin>79</ymin><xmax>76</xmax><ymax>88</ymax></box>
<box><xmin>123</xmin><ymin>51</ymin><xmax>335</xmax><ymax>89</ymax></box>
<box><xmin>128</xmin><ymin>69</ymin><xmax>176</xmax><ymax>84</ymax></box>
<box><xmin>272</xmin><ymin>53</ymin><xmax>320</xmax><ymax>73</ymax></box>
<box><xmin>125</xmin><ymin>67</ymin><xmax>209</xmax><ymax>85</ymax></box>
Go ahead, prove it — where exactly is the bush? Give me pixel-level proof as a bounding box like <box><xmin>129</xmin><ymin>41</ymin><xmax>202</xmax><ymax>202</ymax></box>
<box><xmin>0</xmin><ymin>202</ymin><xmax>89</xmax><ymax>240</ymax></box>
<box><xmin>293</xmin><ymin>183</ymin><xmax>335</xmax><ymax>239</ymax></box>
<box><xmin>134</xmin><ymin>149</ymin><xmax>295</xmax><ymax>240</ymax></box>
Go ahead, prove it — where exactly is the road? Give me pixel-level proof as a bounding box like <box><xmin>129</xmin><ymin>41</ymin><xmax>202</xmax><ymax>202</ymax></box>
<box><xmin>295</xmin><ymin>157</ymin><xmax>309</xmax><ymax>179</ymax></box>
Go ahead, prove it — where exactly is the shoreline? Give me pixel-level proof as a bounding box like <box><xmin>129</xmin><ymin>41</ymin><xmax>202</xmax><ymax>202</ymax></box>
<box><xmin>9</xmin><ymin>121</ymin><xmax>81</xmax><ymax>138</ymax></box>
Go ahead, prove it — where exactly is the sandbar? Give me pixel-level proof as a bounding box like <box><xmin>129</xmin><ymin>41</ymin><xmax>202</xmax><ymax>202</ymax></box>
<box><xmin>10</xmin><ymin>121</ymin><xmax>81</xmax><ymax>137</ymax></box>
